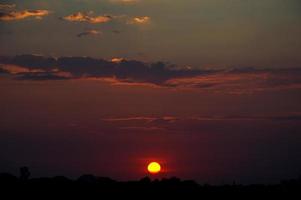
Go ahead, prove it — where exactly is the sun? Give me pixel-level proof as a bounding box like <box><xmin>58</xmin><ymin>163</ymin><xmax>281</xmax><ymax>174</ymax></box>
<box><xmin>147</xmin><ymin>162</ymin><xmax>161</xmax><ymax>174</ymax></box>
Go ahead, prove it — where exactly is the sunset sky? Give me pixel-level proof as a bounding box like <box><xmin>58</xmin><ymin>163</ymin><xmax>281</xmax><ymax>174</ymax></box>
<box><xmin>1</xmin><ymin>0</ymin><xmax>301</xmax><ymax>184</ymax></box>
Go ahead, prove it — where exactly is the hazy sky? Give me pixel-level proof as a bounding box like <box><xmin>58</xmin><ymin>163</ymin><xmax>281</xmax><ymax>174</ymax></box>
<box><xmin>1</xmin><ymin>0</ymin><xmax>301</xmax><ymax>184</ymax></box>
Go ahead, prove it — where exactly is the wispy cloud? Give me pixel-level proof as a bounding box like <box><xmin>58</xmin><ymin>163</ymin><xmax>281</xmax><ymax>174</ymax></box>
<box><xmin>63</xmin><ymin>12</ymin><xmax>112</xmax><ymax>24</ymax></box>
<box><xmin>102</xmin><ymin>116</ymin><xmax>179</xmax><ymax>123</ymax></box>
<box><xmin>100</xmin><ymin>114</ymin><xmax>301</xmax><ymax>133</ymax></box>
<box><xmin>0</xmin><ymin>9</ymin><xmax>50</xmax><ymax>21</ymax></box>
<box><xmin>111</xmin><ymin>58</ymin><xmax>124</xmax><ymax>63</ymax></box>
<box><xmin>128</xmin><ymin>16</ymin><xmax>150</xmax><ymax>24</ymax></box>
<box><xmin>62</xmin><ymin>11</ymin><xmax>150</xmax><ymax>28</ymax></box>
<box><xmin>165</xmin><ymin>68</ymin><xmax>301</xmax><ymax>93</ymax></box>
<box><xmin>119</xmin><ymin>126</ymin><xmax>166</xmax><ymax>131</ymax></box>
<box><xmin>102</xmin><ymin>116</ymin><xmax>159</xmax><ymax>123</ymax></box>
<box><xmin>103</xmin><ymin>114</ymin><xmax>301</xmax><ymax>124</ymax></box>
<box><xmin>77</xmin><ymin>29</ymin><xmax>101</xmax><ymax>37</ymax></box>
<box><xmin>0</xmin><ymin>3</ymin><xmax>16</xmax><ymax>10</ymax></box>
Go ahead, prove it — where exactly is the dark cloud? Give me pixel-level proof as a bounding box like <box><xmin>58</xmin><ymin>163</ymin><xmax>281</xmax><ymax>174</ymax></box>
<box><xmin>57</xmin><ymin>56</ymin><xmax>116</xmax><ymax>77</ymax></box>
<box><xmin>1</xmin><ymin>55</ymin><xmax>301</xmax><ymax>92</ymax></box>
<box><xmin>0</xmin><ymin>54</ymin><xmax>202</xmax><ymax>83</ymax></box>
<box><xmin>113</xmin><ymin>61</ymin><xmax>203</xmax><ymax>84</ymax></box>
<box><xmin>1</xmin><ymin>55</ymin><xmax>56</xmax><ymax>70</ymax></box>
<box><xmin>15</xmin><ymin>72</ymin><xmax>70</xmax><ymax>81</ymax></box>
<box><xmin>0</xmin><ymin>66</ymin><xmax>9</xmax><ymax>74</ymax></box>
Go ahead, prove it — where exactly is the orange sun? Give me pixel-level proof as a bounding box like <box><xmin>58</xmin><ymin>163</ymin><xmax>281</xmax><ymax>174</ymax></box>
<box><xmin>147</xmin><ymin>162</ymin><xmax>161</xmax><ymax>174</ymax></box>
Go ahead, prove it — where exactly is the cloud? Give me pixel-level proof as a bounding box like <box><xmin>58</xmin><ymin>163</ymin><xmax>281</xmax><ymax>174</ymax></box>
<box><xmin>119</xmin><ymin>126</ymin><xmax>166</xmax><ymax>131</ymax></box>
<box><xmin>102</xmin><ymin>116</ymin><xmax>157</xmax><ymax>122</ymax></box>
<box><xmin>1</xmin><ymin>55</ymin><xmax>301</xmax><ymax>93</ymax></box>
<box><xmin>102</xmin><ymin>116</ymin><xmax>178</xmax><ymax>123</ymax></box>
<box><xmin>165</xmin><ymin>68</ymin><xmax>301</xmax><ymax>93</ymax></box>
<box><xmin>100</xmin><ymin>114</ymin><xmax>301</xmax><ymax>132</ymax></box>
<box><xmin>0</xmin><ymin>64</ymin><xmax>46</xmax><ymax>74</ymax></box>
<box><xmin>77</xmin><ymin>29</ymin><xmax>101</xmax><ymax>37</ymax></box>
<box><xmin>0</xmin><ymin>66</ymin><xmax>9</xmax><ymax>74</ymax></box>
<box><xmin>0</xmin><ymin>3</ymin><xmax>16</xmax><ymax>10</ymax></box>
<box><xmin>102</xmin><ymin>114</ymin><xmax>301</xmax><ymax>124</ymax></box>
<box><xmin>1</xmin><ymin>55</ymin><xmax>56</xmax><ymax>70</ymax></box>
<box><xmin>53</xmin><ymin>56</ymin><xmax>200</xmax><ymax>84</ymax></box>
<box><xmin>0</xmin><ymin>55</ymin><xmax>203</xmax><ymax>85</ymax></box>
<box><xmin>111</xmin><ymin>58</ymin><xmax>124</xmax><ymax>63</ymax></box>
<box><xmin>0</xmin><ymin>9</ymin><xmax>49</xmax><ymax>21</ymax></box>
<box><xmin>101</xmin><ymin>116</ymin><xmax>177</xmax><ymax>131</ymax></box>
<box><xmin>62</xmin><ymin>12</ymin><xmax>150</xmax><ymax>27</ymax></box>
<box><xmin>63</xmin><ymin>12</ymin><xmax>112</xmax><ymax>24</ymax></box>
<box><xmin>15</xmin><ymin>72</ymin><xmax>71</xmax><ymax>81</ymax></box>
<box><xmin>128</xmin><ymin>16</ymin><xmax>150</xmax><ymax>24</ymax></box>
<box><xmin>190</xmin><ymin>114</ymin><xmax>301</xmax><ymax>121</ymax></box>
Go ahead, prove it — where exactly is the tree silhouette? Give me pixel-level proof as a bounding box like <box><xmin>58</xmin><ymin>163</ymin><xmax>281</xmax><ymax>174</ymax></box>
<box><xmin>19</xmin><ymin>166</ymin><xmax>30</xmax><ymax>181</ymax></box>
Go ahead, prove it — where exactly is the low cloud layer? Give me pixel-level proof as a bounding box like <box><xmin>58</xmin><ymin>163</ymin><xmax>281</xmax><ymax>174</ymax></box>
<box><xmin>0</xmin><ymin>54</ymin><xmax>201</xmax><ymax>84</ymax></box>
<box><xmin>101</xmin><ymin>113</ymin><xmax>301</xmax><ymax>129</ymax></box>
<box><xmin>1</xmin><ymin>55</ymin><xmax>301</xmax><ymax>93</ymax></box>
<box><xmin>102</xmin><ymin>114</ymin><xmax>301</xmax><ymax>123</ymax></box>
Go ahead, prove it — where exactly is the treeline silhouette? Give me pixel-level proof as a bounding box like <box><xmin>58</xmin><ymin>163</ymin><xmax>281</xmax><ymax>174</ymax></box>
<box><xmin>0</xmin><ymin>167</ymin><xmax>301</xmax><ymax>199</ymax></box>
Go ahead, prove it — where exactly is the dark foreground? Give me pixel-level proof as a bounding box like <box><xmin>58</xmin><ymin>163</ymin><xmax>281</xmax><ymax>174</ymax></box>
<box><xmin>1</xmin><ymin>169</ymin><xmax>301</xmax><ymax>199</ymax></box>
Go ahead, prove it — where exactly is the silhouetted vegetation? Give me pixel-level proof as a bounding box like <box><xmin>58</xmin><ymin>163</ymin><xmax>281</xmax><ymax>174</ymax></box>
<box><xmin>0</xmin><ymin>167</ymin><xmax>300</xmax><ymax>199</ymax></box>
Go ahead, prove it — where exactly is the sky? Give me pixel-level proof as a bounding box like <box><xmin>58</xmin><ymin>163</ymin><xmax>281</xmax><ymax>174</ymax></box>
<box><xmin>0</xmin><ymin>0</ymin><xmax>301</xmax><ymax>184</ymax></box>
